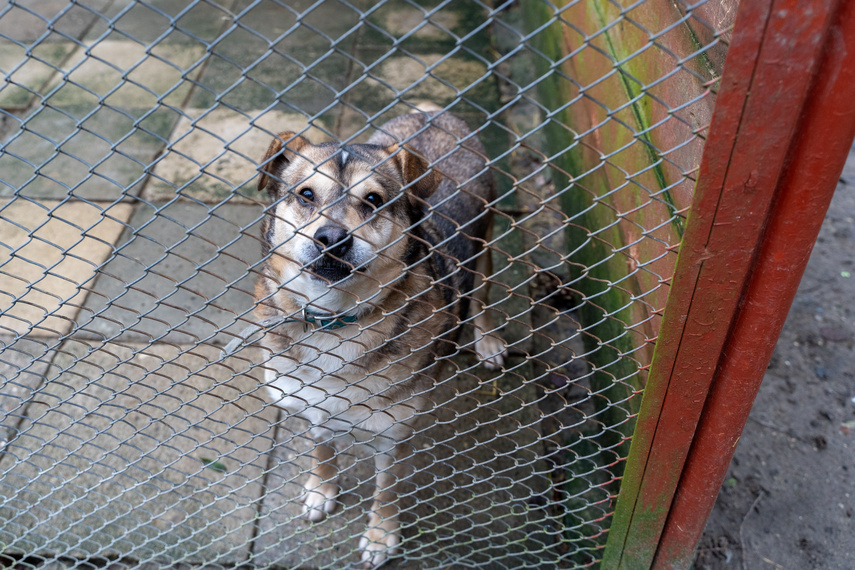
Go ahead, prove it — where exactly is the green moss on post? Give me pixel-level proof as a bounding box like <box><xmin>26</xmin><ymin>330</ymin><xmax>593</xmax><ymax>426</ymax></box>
<box><xmin>520</xmin><ymin>0</ymin><xmax>718</xmax><ymax>565</ymax></box>
<box><xmin>524</xmin><ymin>0</ymin><xmax>642</xmax><ymax>461</ymax></box>
<box><xmin>519</xmin><ymin>3</ymin><xmax>648</xmax><ymax>565</ymax></box>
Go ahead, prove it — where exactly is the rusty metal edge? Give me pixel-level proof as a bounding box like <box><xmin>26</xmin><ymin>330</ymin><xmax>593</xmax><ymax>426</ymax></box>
<box><xmin>601</xmin><ymin>0</ymin><xmax>844</xmax><ymax>568</ymax></box>
<box><xmin>652</xmin><ymin>0</ymin><xmax>855</xmax><ymax>566</ymax></box>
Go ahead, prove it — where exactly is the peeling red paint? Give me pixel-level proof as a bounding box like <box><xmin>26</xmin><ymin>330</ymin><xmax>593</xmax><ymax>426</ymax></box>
<box><xmin>654</xmin><ymin>0</ymin><xmax>855</xmax><ymax>566</ymax></box>
<box><xmin>603</xmin><ymin>0</ymin><xmax>855</xmax><ymax>567</ymax></box>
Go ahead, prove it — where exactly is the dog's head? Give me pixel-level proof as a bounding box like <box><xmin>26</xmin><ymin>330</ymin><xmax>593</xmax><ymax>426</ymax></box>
<box><xmin>257</xmin><ymin>131</ymin><xmax>441</xmax><ymax>314</ymax></box>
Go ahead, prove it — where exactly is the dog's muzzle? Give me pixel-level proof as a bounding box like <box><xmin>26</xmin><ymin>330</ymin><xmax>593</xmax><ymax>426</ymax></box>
<box><xmin>309</xmin><ymin>224</ymin><xmax>356</xmax><ymax>283</ymax></box>
<box><xmin>314</xmin><ymin>225</ymin><xmax>352</xmax><ymax>258</ymax></box>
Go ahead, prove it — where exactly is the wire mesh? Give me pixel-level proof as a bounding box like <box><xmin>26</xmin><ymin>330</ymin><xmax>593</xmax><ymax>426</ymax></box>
<box><xmin>0</xmin><ymin>1</ymin><xmax>734</xmax><ymax>568</ymax></box>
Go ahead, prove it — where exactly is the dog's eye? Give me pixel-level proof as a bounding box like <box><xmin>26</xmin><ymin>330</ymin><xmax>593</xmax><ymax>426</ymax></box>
<box><xmin>363</xmin><ymin>193</ymin><xmax>383</xmax><ymax>211</ymax></box>
<box><xmin>297</xmin><ymin>188</ymin><xmax>315</xmax><ymax>206</ymax></box>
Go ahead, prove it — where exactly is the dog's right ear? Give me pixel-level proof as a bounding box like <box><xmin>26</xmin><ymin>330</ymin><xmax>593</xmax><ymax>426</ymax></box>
<box><xmin>257</xmin><ymin>131</ymin><xmax>311</xmax><ymax>192</ymax></box>
<box><xmin>384</xmin><ymin>143</ymin><xmax>441</xmax><ymax>200</ymax></box>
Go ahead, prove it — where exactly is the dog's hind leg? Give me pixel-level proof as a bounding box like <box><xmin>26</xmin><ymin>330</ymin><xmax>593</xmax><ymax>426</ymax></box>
<box><xmin>359</xmin><ymin>440</ymin><xmax>413</xmax><ymax>569</ymax></box>
<box><xmin>470</xmin><ymin>229</ymin><xmax>506</xmax><ymax>370</ymax></box>
<box><xmin>302</xmin><ymin>428</ymin><xmax>340</xmax><ymax>522</ymax></box>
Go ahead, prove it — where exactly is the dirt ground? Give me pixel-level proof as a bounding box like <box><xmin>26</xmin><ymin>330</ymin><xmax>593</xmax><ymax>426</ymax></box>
<box><xmin>694</xmin><ymin>145</ymin><xmax>855</xmax><ymax>569</ymax></box>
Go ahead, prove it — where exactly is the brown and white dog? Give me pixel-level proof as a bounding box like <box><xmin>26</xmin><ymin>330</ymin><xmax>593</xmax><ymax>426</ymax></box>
<box><xmin>252</xmin><ymin>105</ymin><xmax>504</xmax><ymax>567</ymax></box>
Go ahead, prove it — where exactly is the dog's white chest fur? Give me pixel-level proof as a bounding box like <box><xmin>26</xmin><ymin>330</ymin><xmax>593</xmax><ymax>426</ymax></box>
<box><xmin>263</xmin><ymin>325</ymin><xmax>416</xmax><ymax>443</ymax></box>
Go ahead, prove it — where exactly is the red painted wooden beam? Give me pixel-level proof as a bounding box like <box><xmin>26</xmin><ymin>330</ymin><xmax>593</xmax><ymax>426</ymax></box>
<box><xmin>603</xmin><ymin>0</ymin><xmax>854</xmax><ymax>567</ymax></box>
<box><xmin>653</xmin><ymin>0</ymin><xmax>855</xmax><ymax>566</ymax></box>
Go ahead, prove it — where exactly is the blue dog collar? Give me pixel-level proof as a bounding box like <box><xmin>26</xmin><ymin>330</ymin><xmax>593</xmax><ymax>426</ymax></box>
<box><xmin>302</xmin><ymin>307</ymin><xmax>359</xmax><ymax>331</ymax></box>
<box><xmin>220</xmin><ymin>308</ymin><xmax>359</xmax><ymax>359</ymax></box>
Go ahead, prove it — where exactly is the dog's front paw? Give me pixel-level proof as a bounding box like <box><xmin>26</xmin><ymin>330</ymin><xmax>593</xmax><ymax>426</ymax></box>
<box><xmin>475</xmin><ymin>331</ymin><xmax>506</xmax><ymax>370</ymax></box>
<box><xmin>302</xmin><ymin>482</ymin><xmax>339</xmax><ymax>522</ymax></box>
<box><xmin>359</xmin><ymin>519</ymin><xmax>400</xmax><ymax>569</ymax></box>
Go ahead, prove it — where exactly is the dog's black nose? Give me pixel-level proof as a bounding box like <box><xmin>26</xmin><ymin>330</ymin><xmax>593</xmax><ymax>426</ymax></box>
<box><xmin>314</xmin><ymin>225</ymin><xmax>352</xmax><ymax>259</ymax></box>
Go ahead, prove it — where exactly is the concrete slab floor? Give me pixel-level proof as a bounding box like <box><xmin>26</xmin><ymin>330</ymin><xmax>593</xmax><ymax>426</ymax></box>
<box><xmin>0</xmin><ymin>0</ymin><xmax>112</xmax><ymax>44</ymax></box>
<box><xmin>0</xmin><ymin>199</ymin><xmax>134</xmax><ymax>337</ymax></box>
<box><xmin>0</xmin><ymin>335</ymin><xmax>55</xmax><ymax>448</ymax></box>
<box><xmin>0</xmin><ymin>341</ymin><xmax>276</xmax><ymax>565</ymax></box>
<box><xmin>0</xmin><ymin>2</ymin><xmax>570</xmax><ymax>568</ymax></box>
<box><xmin>143</xmin><ymin>109</ymin><xmax>334</xmax><ymax>204</ymax></box>
<box><xmin>0</xmin><ymin>106</ymin><xmax>180</xmax><ymax>201</ymax></box>
<box><xmin>250</xmin><ymin>360</ymin><xmax>550</xmax><ymax>569</ymax></box>
<box><xmin>75</xmin><ymin>200</ymin><xmax>265</xmax><ymax>346</ymax></box>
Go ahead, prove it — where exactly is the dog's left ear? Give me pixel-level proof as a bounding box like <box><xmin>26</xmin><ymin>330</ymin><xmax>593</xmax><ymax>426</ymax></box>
<box><xmin>385</xmin><ymin>144</ymin><xmax>441</xmax><ymax>200</ymax></box>
<box><xmin>258</xmin><ymin>131</ymin><xmax>311</xmax><ymax>192</ymax></box>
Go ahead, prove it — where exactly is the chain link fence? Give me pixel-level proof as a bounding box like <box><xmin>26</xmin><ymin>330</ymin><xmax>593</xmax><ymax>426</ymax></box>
<box><xmin>0</xmin><ymin>1</ymin><xmax>734</xmax><ymax>567</ymax></box>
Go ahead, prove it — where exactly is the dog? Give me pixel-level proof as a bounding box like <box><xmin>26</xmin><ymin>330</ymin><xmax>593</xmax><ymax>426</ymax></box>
<box><xmin>252</xmin><ymin>104</ymin><xmax>505</xmax><ymax>568</ymax></box>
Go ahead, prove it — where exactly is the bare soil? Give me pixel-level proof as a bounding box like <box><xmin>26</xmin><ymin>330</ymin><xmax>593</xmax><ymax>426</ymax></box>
<box><xmin>694</xmin><ymin>145</ymin><xmax>855</xmax><ymax>569</ymax></box>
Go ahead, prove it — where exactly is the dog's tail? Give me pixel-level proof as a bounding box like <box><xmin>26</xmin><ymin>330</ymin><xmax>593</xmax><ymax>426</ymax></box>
<box><xmin>410</xmin><ymin>101</ymin><xmax>443</xmax><ymax>115</ymax></box>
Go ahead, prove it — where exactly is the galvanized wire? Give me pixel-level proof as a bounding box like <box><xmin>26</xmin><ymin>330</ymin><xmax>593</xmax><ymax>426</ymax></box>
<box><xmin>0</xmin><ymin>0</ymin><xmax>731</xmax><ymax>568</ymax></box>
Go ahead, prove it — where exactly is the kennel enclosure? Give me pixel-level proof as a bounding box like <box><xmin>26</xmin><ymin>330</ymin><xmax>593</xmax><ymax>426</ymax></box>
<box><xmin>1</xmin><ymin>0</ymin><xmax>854</xmax><ymax>568</ymax></box>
